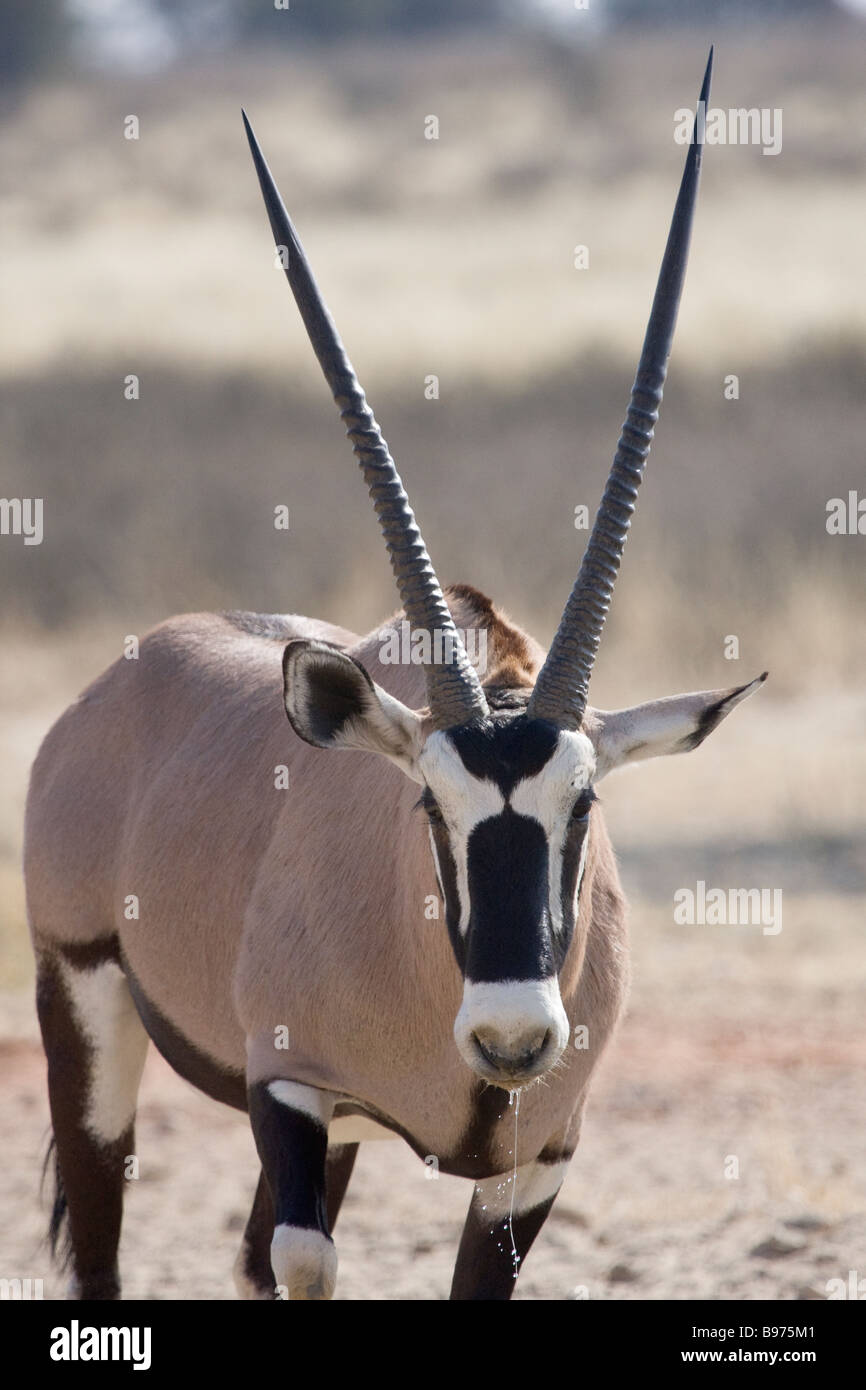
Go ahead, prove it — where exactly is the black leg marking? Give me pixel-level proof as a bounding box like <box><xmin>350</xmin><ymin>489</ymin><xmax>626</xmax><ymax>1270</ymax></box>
<box><xmin>36</xmin><ymin>955</ymin><xmax>145</xmax><ymax>1300</ymax></box>
<box><xmin>234</xmin><ymin>1142</ymin><xmax>358</xmax><ymax>1299</ymax></box>
<box><xmin>450</xmin><ymin>1195</ymin><xmax>558</xmax><ymax>1301</ymax></box>
<box><xmin>234</xmin><ymin>1169</ymin><xmax>276</xmax><ymax>1299</ymax></box>
<box><xmin>247</xmin><ymin>1081</ymin><xmax>337</xmax><ymax>1300</ymax></box>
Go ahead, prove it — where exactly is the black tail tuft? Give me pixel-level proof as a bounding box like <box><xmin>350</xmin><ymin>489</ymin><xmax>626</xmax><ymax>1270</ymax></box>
<box><xmin>41</xmin><ymin>1134</ymin><xmax>71</xmax><ymax>1268</ymax></box>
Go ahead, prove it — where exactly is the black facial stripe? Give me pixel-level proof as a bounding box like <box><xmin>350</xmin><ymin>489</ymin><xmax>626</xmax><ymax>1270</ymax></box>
<box><xmin>559</xmin><ymin>816</ymin><xmax>590</xmax><ymax>954</ymax></box>
<box><xmin>464</xmin><ymin>809</ymin><xmax>554</xmax><ymax>983</ymax></box>
<box><xmin>449</xmin><ymin>716</ymin><xmax>559</xmax><ymax>796</ymax></box>
<box><xmin>430</xmin><ymin>820</ymin><xmax>466</xmax><ymax>968</ymax></box>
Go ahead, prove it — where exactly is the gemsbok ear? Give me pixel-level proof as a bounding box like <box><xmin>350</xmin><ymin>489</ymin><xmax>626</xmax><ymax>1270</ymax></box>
<box><xmin>589</xmin><ymin>673</ymin><xmax>767</xmax><ymax>781</ymax></box>
<box><xmin>283</xmin><ymin>640</ymin><xmax>425</xmax><ymax>779</ymax></box>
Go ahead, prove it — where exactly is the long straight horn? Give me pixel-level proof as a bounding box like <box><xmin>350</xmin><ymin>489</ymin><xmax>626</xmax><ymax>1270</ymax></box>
<box><xmin>242</xmin><ymin>112</ymin><xmax>489</xmax><ymax>730</ymax></box>
<box><xmin>528</xmin><ymin>49</ymin><xmax>713</xmax><ymax>730</ymax></box>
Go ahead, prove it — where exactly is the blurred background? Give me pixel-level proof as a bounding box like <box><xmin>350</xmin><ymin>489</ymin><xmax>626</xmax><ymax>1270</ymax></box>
<box><xmin>1</xmin><ymin>0</ymin><xmax>864</xmax><ymax>1299</ymax></box>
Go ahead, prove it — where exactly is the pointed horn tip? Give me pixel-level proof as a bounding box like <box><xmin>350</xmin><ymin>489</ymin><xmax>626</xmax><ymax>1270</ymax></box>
<box><xmin>700</xmin><ymin>46</ymin><xmax>714</xmax><ymax>104</ymax></box>
<box><xmin>241</xmin><ymin>109</ymin><xmax>266</xmax><ymax>165</ymax></box>
<box><xmin>241</xmin><ymin>109</ymin><xmax>258</xmax><ymax>148</ymax></box>
<box><xmin>518</xmin><ymin>46</ymin><xmax>715</xmax><ymax>729</ymax></box>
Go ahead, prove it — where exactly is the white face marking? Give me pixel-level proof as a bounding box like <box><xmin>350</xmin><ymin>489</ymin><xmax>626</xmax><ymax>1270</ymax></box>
<box><xmin>419</xmin><ymin>732</ymin><xmax>506</xmax><ymax>935</ymax></box>
<box><xmin>510</xmin><ymin>730</ymin><xmax>596</xmax><ymax>937</ymax></box>
<box><xmin>418</xmin><ymin>731</ymin><xmax>507</xmax><ymax>826</ymax></box>
<box><xmin>59</xmin><ymin>960</ymin><xmax>149</xmax><ymax>1145</ymax></box>
<box><xmin>267</xmin><ymin>1079</ymin><xmax>334</xmax><ymax>1129</ymax></box>
<box><xmin>473</xmin><ymin>1157</ymin><xmax>570</xmax><ymax>1222</ymax></box>
<box><xmin>509</xmin><ymin>729</ymin><xmax>596</xmax><ymax>824</ymax></box>
<box><xmin>271</xmin><ymin>1226</ymin><xmax>337</xmax><ymax>1301</ymax></box>
<box><xmin>426</xmin><ymin>824</ymin><xmax>445</xmax><ymax>899</ymax></box>
<box><xmin>454</xmin><ymin>978</ymin><xmax>570</xmax><ymax>1080</ymax></box>
<box><xmin>573</xmin><ymin>829</ymin><xmax>590</xmax><ymax>903</ymax></box>
<box><xmin>514</xmin><ymin>728</ymin><xmax>594</xmax><ymax>934</ymax></box>
<box><xmin>420</xmin><ymin>727</ymin><xmax>596</xmax><ymax>939</ymax></box>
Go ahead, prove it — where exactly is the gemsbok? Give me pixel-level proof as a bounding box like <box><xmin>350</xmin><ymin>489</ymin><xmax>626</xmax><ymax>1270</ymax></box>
<box><xmin>26</xmin><ymin>49</ymin><xmax>765</xmax><ymax>1300</ymax></box>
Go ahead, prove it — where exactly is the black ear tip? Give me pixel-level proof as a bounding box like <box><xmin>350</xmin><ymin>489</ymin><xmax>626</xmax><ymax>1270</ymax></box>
<box><xmin>759</xmin><ymin>670</ymin><xmax>769</xmax><ymax>682</ymax></box>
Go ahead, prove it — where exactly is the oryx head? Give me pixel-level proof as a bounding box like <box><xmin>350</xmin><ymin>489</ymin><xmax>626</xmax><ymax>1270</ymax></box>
<box><xmin>244</xmin><ymin>49</ymin><xmax>765</xmax><ymax>1090</ymax></box>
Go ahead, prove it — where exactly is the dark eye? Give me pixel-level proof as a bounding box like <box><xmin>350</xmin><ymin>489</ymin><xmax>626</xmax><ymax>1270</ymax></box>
<box><xmin>423</xmin><ymin>793</ymin><xmax>445</xmax><ymax>826</ymax></box>
<box><xmin>570</xmin><ymin>790</ymin><xmax>595</xmax><ymax>823</ymax></box>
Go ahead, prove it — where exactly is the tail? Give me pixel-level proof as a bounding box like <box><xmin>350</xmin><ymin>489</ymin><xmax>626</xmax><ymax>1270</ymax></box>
<box><xmin>41</xmin><ymin>1134</ymin><xmax>71</xmax><ymax>1267</ymax></box>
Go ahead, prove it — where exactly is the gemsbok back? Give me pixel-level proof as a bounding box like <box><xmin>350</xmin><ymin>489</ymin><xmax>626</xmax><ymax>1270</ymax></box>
<box><xmin>26</xmin><ymin>49</ymin><xmax>765</xmax><ymax>1300</ymax></box>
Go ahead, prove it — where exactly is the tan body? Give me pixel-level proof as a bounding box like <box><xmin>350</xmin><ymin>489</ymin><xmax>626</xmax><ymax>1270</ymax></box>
<box><xmin>26</xmin><ymin>592</ymin><xmax>628</xmax><ymax>1179</ymax></box>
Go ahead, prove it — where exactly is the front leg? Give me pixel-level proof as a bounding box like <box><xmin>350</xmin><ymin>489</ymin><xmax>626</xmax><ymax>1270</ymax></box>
<box><xmin>450</xmin><ymin>1155</ymin><xmax>570</xmax><ymax>1300</ymax></box>
<box><xmin>247</xmin><ymin>1079</ymin><xmax>336</xmax><ymax>1300</ymax></box>
<box><xmin>234</xmin><ymin>1146</ymin><xmax>360</xmax><ymax>1300</ymax></box>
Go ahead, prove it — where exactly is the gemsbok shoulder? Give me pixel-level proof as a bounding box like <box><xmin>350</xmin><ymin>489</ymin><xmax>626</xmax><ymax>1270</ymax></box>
<box><xmin>26</xmin><ymin>49</ymin><xmax>765</xmax><ymax>1300</ymax></box>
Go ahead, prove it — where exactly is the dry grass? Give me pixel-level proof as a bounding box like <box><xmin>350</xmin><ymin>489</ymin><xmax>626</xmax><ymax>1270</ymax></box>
<box><xmin>1</xmin><ymin>26</ymin><xmax>864</xmax><ymax>667</ymax></box>
<box><xmin>2</xmin><ymin>30</ymin><xmax>866</xmax><ymax>379</ymax></box>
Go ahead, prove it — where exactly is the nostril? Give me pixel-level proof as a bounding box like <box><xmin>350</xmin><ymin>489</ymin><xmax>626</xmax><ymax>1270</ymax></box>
<box><xmin>472</xmin><ymin>1029</ymin><xmax>552</xmax><ymax>1072</ymax></box>
<box><xmin>472</xmin><ymin>1033</ymin><xmax>500</xmax><ymax>1068</ymax></box>
<box><xmin>520</xmin><ymin>1030</ymin><xmax>551</xmax><ymax>1066</ymax></box>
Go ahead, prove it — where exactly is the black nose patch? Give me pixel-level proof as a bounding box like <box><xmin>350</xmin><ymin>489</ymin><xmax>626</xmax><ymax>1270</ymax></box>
<box><xmin>464</xmin><ymin>809</ymin><xmax>554</xmax><ymax>983</ymax></box>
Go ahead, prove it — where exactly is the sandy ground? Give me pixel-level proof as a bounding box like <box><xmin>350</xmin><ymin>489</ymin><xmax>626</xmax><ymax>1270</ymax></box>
<box><xmin>2</xmin><ymin>978</ymin><xmax>863</xmax><ymax>1302</ymax></box>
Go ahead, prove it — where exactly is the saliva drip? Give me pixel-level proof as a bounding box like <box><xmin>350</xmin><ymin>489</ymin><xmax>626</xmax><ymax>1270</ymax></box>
<box><xmin>506</xmin><ymin>1088</ymin><xmax>520</xmax><ymax>1279</ymax></box>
